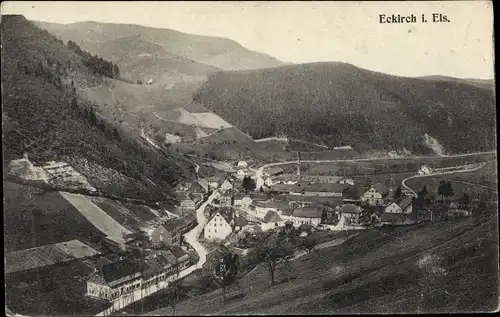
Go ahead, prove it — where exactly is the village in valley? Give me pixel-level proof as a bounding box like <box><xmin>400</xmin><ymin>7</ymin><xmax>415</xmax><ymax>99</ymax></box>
<box><xmin>2</xmin><ymin>2</ymin><xmax>497</xmax><ymax>316</ymax></box>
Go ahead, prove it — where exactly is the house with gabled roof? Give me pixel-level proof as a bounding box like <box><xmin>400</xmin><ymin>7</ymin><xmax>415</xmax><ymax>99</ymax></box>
<box><xmin>361</xmin><ymin>182</ymin><xmax>388</xmax><ymax>206</ymax></box>
<box><xmin>204</xmin><ymin>207</ymin><xmax>235</xmax><ymax>242</ymax></box>
<box><xmin>284</xmin><ymin>207</ymin><xmax>323</xmax><ymax>227</ymax></box>
<box><xmin>341</xmin><ymin>203</ymin><xmax>362</xmax><ymax>224</ymax></box>
<box><xmin>86</xmin><ymin>258</ymin><xmax>142</xmax><ymax>300</ymax></box>
<box><xmin>385</xmin><ymin>196</ymin><xmax>414</xmax><ymax>215</ymax></box>
<box><xmin>220</xmin><ymin>179</ymin><xmax>234</xmax><ymax>192</ymax></box>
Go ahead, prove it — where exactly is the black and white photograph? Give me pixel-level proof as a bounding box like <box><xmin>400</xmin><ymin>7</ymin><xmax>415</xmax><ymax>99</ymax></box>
<box><xmin>2</xmin><ymin>1</ymin><xmax>497</xmax><ymax>315</ymax></box>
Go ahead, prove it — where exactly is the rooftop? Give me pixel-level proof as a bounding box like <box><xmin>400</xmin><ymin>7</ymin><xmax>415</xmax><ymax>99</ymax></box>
<box><xmin>101</xmin><ymin>259</ymin><xmax>141</xmax><ymax>283</ymax></box>
<box><xmin>6</xmin><ymin>240</ymin><xmax>99</xmax><ymax>274</ymax></box>
<box><xmin>292</xmin><ymin>207</ymin><xmax>323</xmax><ymax>218</ymax></box>
<box><xmin>341</xmin><ymin>203</ymin><xmax>362</xmax><ymax>214</ymax></box>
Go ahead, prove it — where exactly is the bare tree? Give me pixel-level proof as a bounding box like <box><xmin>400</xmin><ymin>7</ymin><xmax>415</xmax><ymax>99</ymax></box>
<box><xmin>163</xmin><ymin>262</ymin><xmax>182</xmax><ymax>316</ymax></box>
<box><xmin>206</xmin><ymin>247</ymin><xmax>240</xmax><ymax>302</ymax></box>
<box><xmin>248</xmin><ymin>230</ymin><xmax>294</xmax><ymax>285</ymax></box>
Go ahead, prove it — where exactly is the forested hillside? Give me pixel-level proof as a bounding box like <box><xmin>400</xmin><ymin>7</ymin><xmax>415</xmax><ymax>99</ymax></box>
<box><xmin>2</xmin><ymin>15</ymin><xmax>195</xmax><ymax>203</ymax></box>
<box><xmin>193</xmin><ymin>62</ymin><xmax>496</xmax><ymax>155</ymax></box>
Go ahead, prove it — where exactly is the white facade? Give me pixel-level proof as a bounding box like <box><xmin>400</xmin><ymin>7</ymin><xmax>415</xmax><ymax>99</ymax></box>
<box><xmin>362</xmin><ymin>188</ymin><xmax>383</xmax><ymax>206</ymax></box>
<box><xmin>87</xmin><ymin>272</ymin><xmax>142</xmax><ymax>300</ymax></box>
<box><xmin>237</xmin><ymin>161</ymin><xmax>248</xmax><ymax>169</ymax></box>
<box><xmin>236</xmin><ymin>169</ymin><xmax>247</xmax><ymax>180</ymax></box>
<box><xmin>204</xmin><ymin>212</ymin><xmax>233</xmax><ymax>242</ymax></box>
<box><xmin>240</xmin><ymin>196</ymin><xmax>253</xmax><ymax>209</ymax></box>
<box><xmin>385</xmin><ymin>202</ymin><xmax>403</xmax><ymax>214</ymax></box>
<box><xmin>418</xmin><ymin>165</ymin><xmax>432</xmax><ymax>175</ymax></box>
<box><xmin>220</xmin><ymin>180</ymin><xmax>234</xmax><ymax>192</ymax></box>
<box><xmin>264</xmin><ymin>177</ymin><xmax>274</xmax><ymax>187</ymax></box>
<box><xmin>288</xmin><ymin>216</ymin><xmax>321</xmax><ymax>227</ymax></box>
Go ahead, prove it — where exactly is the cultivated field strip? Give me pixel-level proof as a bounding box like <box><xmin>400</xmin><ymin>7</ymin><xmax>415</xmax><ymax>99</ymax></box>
<box><xmin>59</xmin><ymin>192</ymin><xmax>132</xmax><ymax>244</ymax></box>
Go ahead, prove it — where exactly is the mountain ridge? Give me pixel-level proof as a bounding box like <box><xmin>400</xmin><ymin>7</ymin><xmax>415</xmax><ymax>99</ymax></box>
<box><xmin>33</xmin><ymin>20</ymin><xmax>287</xmax><ymax>71</ymax></box>
<box><xmin>193</xmin><ymin>61</ymin><xmax>496</xmax><ymax>155</ymax></box>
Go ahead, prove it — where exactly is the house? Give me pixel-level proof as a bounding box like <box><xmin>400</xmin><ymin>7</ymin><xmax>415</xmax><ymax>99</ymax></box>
<box><xmin>288</xmin><ymin>207</ymin><xmax>323</xmax><ymax>227</ymax></box>
<box><xmin>219</xmin><ymin>191</ymin><xmax>235</xmax><ymax>207</ymax></box>
<box><xmin>204</xmin><ymin>208</ymin><xmax>235</xmax><ymax>242</ymax></box>
<box><xmin>262</xmin><ymin>167</ymin><xmax>284</xmax><ymax>178</ymax></box>
<box><xmin>339</xmin><ymin>178</ymin><xmax>355</xmax><ymax>185</ymax></box>
<box><xmin>264</xmin><ymin>177</ymin><xmax>274</xmax><ymax>187</ymax></box>
<box><xmin>341</xmin><ymin>204</ymin><xmax>362</xmax><ymax>224</ymax></box>
<box><xmin>150</xmin><ymin>213</ymin><xmax>197</xmax><ymax>247</ymax></box>
<box><xmin>220</xmin><ymin>179</ymin><xmax>234</xmax><ymax>192</ymax></box>
<box><xmin>165</xmin><ymin>133</ymin><xmax>182</xmax><ymax>144</ymax></box>
<box><xmin>380</xmin><ymin>213</ymin><xmax>414</xmax><ymax>226</ymax></box>
<box><xmin>180</xmin><ymin>195</ymin><xmax>196</xmax><ymax>211</ymax></box>
<box><xmin>237</xmin><ymin>161</ymin><xmax>248</xmax><ymax>169</ymax></box>
<box><xmin>197</xmin><ymin>179</ymin><xmax>210</xmax><ymax>193</ymax></box>
<box><xmin>233</xmin><ymin>193</ymin><xmax>246</xmax><ymax>207</ymax></box>
<box><xmin>204</xmin><ymin>176</ymin><xmax>221</xmax><ymax>190</ymax></box>
<box><xmin>87</xmin><ymin>259</ymin><xmax>142</xmax><ymax>300</ymax></box>
<box><xmin>240</xmin><ymin>195</ymin><xmax>253</xmax><ymax>209</ymax></box>
<box><xmin>176</xmin><ymin>182</ymin><xmax>193</xmax><ymax>192</ymax></box>
<box><xmin>361</xmin><ymin>183</ymin><xmax>388</xmax><ymax>206</ymax></box>
<box><xmin>169</xmin><ymin>245</ymin><xmax>191</xmax><ymax>271</ymax></box>
<box><xmin>418</xmin><ymin>164</ymin><xmax>433</xmax><ymax>175</ymax></box>
<box><xmin>236</xmin><ymin>169</ymin><xmax>247</xmax><ymax>180</ymax></box>
<box><xmin>189</xmin><ymin>181</ymin><xmax>208</xmax><ymax>195</ymax></box>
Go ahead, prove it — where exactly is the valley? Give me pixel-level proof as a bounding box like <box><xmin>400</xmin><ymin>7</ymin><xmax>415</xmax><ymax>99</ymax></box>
<box><xmin>2</xmin><ymin>8</ymin><xmax>497</xmax><ymax>317</ymax></box>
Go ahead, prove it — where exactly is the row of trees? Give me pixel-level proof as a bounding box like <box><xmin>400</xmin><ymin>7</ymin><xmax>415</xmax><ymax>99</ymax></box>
<box><xmin>67</xmin><ymin>40</ymin><xmax>120</xmax><ymax>78</ymax></box>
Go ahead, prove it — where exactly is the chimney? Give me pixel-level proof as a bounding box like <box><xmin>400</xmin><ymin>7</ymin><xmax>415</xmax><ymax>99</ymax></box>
<box><xmin>297</xmin><ymin>152</ymin><xmax>301</xmax><ymax>176</ymax></box>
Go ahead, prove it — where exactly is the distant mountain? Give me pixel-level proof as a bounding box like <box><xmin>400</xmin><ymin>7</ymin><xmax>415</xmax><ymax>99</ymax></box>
<box><xmin>193</xmin><ymin>62</ymin><xmax>496</xmax><ymax>155</ymax></box>
<box><xmin>33</xmin><ymin>20</ymin><xmax>287</xmax><ymax>76</ymax></box>
<box><xmin>420</xmin><ymin>75</ymin><xmax>494</xmax><ymax>91</ymax></box>
<box><xmin>2</xmin><ymin>15</ymin><xmax>195</xmax><ymax>203</ymax></box>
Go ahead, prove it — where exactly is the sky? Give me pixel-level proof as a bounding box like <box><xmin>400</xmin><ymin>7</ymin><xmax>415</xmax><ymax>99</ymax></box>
<box><xmin>1</xmin><ymin>1</ymin><xmax>494</xmax><ymax>79</ymax></box>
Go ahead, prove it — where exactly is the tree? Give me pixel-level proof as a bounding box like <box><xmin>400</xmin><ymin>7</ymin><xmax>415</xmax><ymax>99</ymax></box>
<box><xmin>393</xmin><ymin>186</ymin><xmax>403</xmax><ymax>200</ymax></box>
<box><xmin>205</xmin><ymin>247</ymin><xmax>240</xmax><ymax>302</ymax></box>
<box><xmin>437</xmin><ymin>180</ymin><xmax>446</xmax><ymax>201</ymax></box>
<box><xmin>444</xmin><ymin>181</ymin><xmax>454</xmax><ymax>202</ymax></box>
<box><xmin>113</xmin><ymin>64</ymin><xmax>120</xmax><ymax>78</ymax></box>
<box><xmin>242</xmin><ymin>176</ymin><xmax>256</xmax><ymax>193</ymax></box>
<box><xmin>343</xmin><ymin>185</ymin><xmax>361</xmax><ymax>200</ymax></box>
<box><xmin>163</xmin><ymin>265</ymin><xmax>182</xmax><ymax>316</ymax></box>
<box><xmin>247</xmin><ymin>230</ymin><xmax>294</xmax><ymax>285</ymax></box>
<box><xmin>299</xmin><ymin>236</ymin><xmax>317</xmax><ymax>256</ymax></box>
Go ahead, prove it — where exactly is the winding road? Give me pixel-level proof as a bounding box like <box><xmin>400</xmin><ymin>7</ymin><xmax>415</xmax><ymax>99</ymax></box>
<box><xmin>255</xmin><ymin>151</ymin><xmax>496</xmax><ymax>190</ymax></box>
<box><xmin>401</xmin><ymin>161</ymin><xmax>493</xmax><ymax>197</ymax></box>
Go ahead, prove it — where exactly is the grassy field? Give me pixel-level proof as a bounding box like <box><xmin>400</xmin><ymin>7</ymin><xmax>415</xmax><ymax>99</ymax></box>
<box><xmin>4</xmin><ymin>182</ymin><xmax>106</xmax><ymax>253</ymax></box>
<box><xmin>147</xmin><ymin>210</ymin><xmax>498</xmax><ymax>315</ymax></box>
<box><xmin>406</xmin><ymin>162</ymin><xmax>497</xmax><ymax>200</ymax></box>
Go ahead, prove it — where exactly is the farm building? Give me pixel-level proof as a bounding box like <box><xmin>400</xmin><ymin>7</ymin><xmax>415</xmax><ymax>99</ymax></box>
<box><xmin>86</xmin><ymin>258</ymin><xmax>142</xmax><ymax>300</ymax></box>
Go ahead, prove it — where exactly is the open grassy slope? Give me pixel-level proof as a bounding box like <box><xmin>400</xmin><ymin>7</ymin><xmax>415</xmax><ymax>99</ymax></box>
<box><xmin>193</xmin><ymin>62</ymin><xmax>496</xmax><ymax>155</ymax></box>
<box><xmin>3</xmin><ymin>182</ymin><xmax>106</xmax><ymax>253</ymax></box>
